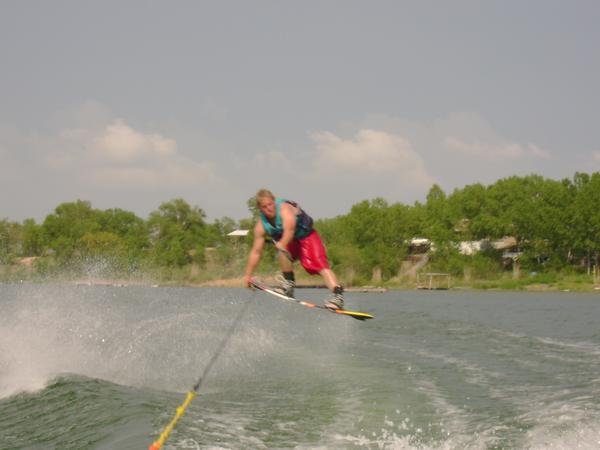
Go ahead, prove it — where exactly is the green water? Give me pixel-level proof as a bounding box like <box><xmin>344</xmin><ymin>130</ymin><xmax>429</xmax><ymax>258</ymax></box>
<box><xmin>1</xmin><ymin>284</ymin><xmax>600</xmax><ymax>449</ymax></box>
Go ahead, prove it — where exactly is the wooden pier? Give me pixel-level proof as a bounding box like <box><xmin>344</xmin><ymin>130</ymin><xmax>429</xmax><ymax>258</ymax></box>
<box><xmin>416</xmin><ymin>272</ymin><xmax>451</xmax><ymax>290</ymax></box>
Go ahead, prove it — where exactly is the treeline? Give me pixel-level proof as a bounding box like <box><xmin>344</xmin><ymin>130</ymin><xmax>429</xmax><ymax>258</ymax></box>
<box><xmin>0</xmin><ymin>198</ymin><xmax>253</xmax><ymax>280</ymax></box>
<box><xmin>0</xmin><ymin>172</ymin><xmax>599</xmax><ymax>285</ymax></box>
<box><xmin>316</xmin><ymin>172</ymin><xmax>599</xmax><ymax>284</ymax></box>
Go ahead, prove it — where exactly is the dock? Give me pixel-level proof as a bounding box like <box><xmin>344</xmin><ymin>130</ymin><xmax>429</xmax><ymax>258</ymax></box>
<box><xmin>416</xmin><ymin>272</ymin><xmax>451</xmax><ymax>290</ymax></box>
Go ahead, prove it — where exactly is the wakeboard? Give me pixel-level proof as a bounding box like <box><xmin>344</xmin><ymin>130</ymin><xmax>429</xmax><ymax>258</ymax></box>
<box><xmin>250</xmin><ymin>280</ymin><xmax>374</xmax><ymax>321</ymax></box>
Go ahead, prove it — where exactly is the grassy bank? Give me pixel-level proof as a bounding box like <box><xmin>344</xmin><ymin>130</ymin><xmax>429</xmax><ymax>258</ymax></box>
<box><xmin>2</xmin><ymin>257</ymin><xmax>599</xmax><ymax>292</ymax></box>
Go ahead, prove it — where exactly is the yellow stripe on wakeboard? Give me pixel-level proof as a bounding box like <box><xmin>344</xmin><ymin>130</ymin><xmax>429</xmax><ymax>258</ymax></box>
<box><xmin>333</xmin><ymin>309</ymin><xmax>374</xmax><ymax>320</ymax></box>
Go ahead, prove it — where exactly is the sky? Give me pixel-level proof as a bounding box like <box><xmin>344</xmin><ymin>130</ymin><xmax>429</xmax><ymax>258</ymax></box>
<box><xmin>1</xmin><ymin>1</ymin><xmax>599</xmax><ymax>223</ymax></box>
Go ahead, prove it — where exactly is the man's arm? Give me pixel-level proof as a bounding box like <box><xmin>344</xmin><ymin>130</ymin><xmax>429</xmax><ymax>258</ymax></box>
<box><xmin>244</xmin><ymin>222</ymin><xmax>266</xmax><ymax>287</ymax></box>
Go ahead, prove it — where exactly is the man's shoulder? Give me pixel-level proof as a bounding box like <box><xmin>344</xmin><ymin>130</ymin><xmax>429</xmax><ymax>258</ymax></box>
<box><xmin>279</xmin><ymin>201</ymin><xmax>298</xmax><ymax>215</ymax></box>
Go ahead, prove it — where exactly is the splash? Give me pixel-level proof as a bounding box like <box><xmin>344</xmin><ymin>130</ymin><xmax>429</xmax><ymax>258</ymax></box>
<box><xmin>0</xmin><ymin>283</ymin><xmax>278</xmax><ymax>399</ymax></box>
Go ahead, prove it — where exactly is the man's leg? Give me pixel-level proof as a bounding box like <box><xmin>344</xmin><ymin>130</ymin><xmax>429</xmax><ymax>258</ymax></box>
<box><xmin>319</xmin><ymin>268</ymin><xmax>339</xmax><ymax>291</ymax></box>
<box><xmin>320</xmin><ymin>268</ymin><xmax>344</xmax><ymax>309</ymax></box>
<box><xmin>296</xmin><ymin>231</ymin><xmax>344</xmax><ymax>310</ymax></box>
<box><xmin>276</xmin><ymin>243</ymin><xmax>296</xmax><ymax>297</ymax></box>
<box><xmin>278</xmin><ymin>250</ymin><xmax>294</xmax><ymax>272</ymax></box>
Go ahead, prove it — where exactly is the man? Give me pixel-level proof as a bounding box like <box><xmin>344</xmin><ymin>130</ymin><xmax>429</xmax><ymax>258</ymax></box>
<box><xmin>244</xmin><ymin>189</ymin><xmax>344</xmax><ymax>310</ymax></box>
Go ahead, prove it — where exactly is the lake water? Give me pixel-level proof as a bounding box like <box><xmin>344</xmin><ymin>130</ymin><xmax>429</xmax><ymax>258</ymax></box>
<box><xmin>1</xmin><ymin>284</ymin><xmax>599</xmax><ymax>449</ymax></box>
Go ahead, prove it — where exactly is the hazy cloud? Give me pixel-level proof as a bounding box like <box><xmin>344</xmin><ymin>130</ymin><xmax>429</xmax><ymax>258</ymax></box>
<box><xmin>48</xmin><ymin>119</ymin><xmax>220</xmax><ymax>189</ymax></box>
<box><xmin>444</xmin><ymin>136</ymin><xmax>551</xmax><ymax>160</ymax></box>
<box><xmin>0</xmin><ymin>109</ymin><xmax>227</xmax><ymax>221</ymax></box>
<box><xmin>353</xmin><ymin>111</ymin><xmax>560</xmax><ymax>191</ymax></box>
<box><xmin>92</xmin><ymin>120</ymin><xmax>177</xmax><ymax>164</ymax></box>
<box><xmin>310</xmin><ymin>129</ymin><xmax>434</xmax><ymax>186</ymax></box>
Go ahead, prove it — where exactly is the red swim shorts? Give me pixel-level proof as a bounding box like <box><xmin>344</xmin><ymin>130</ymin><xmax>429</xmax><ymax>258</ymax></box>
<box><xmin>286</xmin><ymin>230</ymin><xmax>330</xmax><ymax>275</ymax></box>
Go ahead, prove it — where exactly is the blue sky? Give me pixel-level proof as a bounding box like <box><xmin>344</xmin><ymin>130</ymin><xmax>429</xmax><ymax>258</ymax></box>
<box><xmin>1</xmin><ymin>1</ymin><xmax>599</xmax><ymax>222</ymax></box>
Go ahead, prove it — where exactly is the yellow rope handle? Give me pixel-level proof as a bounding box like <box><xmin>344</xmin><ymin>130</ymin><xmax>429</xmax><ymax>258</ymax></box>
<box><xmin>149</xmin><ymin>391</ymin><xmax>197</xmax><ymax>450</ymax></box>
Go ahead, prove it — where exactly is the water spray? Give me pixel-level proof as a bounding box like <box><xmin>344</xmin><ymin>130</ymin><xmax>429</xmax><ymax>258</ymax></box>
<box><xmin>149</xmin><ymin>297</ymin><xmax>252</xmax><ymax>450</ymax></box>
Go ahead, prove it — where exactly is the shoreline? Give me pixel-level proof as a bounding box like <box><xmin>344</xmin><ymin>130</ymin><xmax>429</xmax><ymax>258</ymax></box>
<box><xmin>3</xmin><ymin>276</ymin><xmax>599</xmax><ymax>293</ymax></box>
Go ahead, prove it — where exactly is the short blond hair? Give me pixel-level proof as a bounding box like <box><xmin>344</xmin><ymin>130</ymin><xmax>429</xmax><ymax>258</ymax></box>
<box><xmin>255</xmin><ymin>188</ymin><xmax>275</xmax><ymax>206</ymax></box>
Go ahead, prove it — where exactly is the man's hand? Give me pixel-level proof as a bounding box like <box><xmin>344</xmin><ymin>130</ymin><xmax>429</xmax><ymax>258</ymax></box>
<box><xmin>244</xmin><ymin>274</ymin><xmax>254</xmax><ymax>289</ymax></box>
<box><xmin>274</xmin><ymin>241</ymin><xmax>293</xmax><ymax>261</ymax></box>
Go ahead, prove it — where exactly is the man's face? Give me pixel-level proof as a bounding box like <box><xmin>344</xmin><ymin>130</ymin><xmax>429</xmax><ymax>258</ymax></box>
<box><xmin>258</xmin><ymin>197</ymin><xmax>276</xmax><ymax>219</ymax></box>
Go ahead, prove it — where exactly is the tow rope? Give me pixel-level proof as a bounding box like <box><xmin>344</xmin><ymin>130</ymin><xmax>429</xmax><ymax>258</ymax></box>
<box><xmin>149</xmin><ymin>298</ymin><xmax>252</xmax><ymax>450</ymax></box>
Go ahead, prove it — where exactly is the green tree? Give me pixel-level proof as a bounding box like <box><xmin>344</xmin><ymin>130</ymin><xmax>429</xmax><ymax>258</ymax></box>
<box><xmin>447</xmin><ymin>183</ymin><xmax>488</xmax><ymax>239</ymax></box>
<box><xmin>569</xmin><ymin>172</ymin><xmax>600</xmax><ymax>266</ymax></box>
<box><xmin>42</xmin><ymin>200</ymin><xmax>102</xmax><ymax>261</ymax></box>
<box><xmin>247</xmin><ymin>196</ymin><xmax>260</xmax><ymax>219</ymax></box>
<box><xmin>147</xmin><ymin>198</ymin><xmax>208</xmax><ymax>267</ymax></box>
<box><xmin>21</xmin><ymin>219</ymin><xmax>44</xmax><ymax>257</ymax></box>
<box><xmin>80</xmin><ymin>231</ymin><xmax>126</xmax><ymax>258</ymax></box>
<box><xmin>336</xmin><ymin>198</ymin><xmax>409</xmax><ymax>279</ymax></box>
<box><xmin>0</xmin><ymin>219</ymin><xmax>22</xmax><ymax>263</ymax></box>
<box><xmin>423</xmin><ymin>184</ymin><xmax>456</xmax><ymax>243</ymax></box>
<box><xmin>99</xmin><ymin>208</ymin><xmax>149</xmax><ymax>259</ymax></box>
<box><xmin>213</xmin><ymin>217</ymin><xmax>237</xmax><ymax>236</ymax></box>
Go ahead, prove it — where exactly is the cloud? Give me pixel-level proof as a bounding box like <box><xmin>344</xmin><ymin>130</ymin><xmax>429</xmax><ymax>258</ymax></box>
<box><xmin>352</xmin><ymin>111</ymin><xmax>561</xmax><ymax>190</ymax></box>
<box><xmin>310</xmin><ymin>129</ymin><xmax>434</xmax><ymax>183</ymax></box>
<box><xmin>49</xmin><ymin>119</ymin><xmax>220</xmax><ymax>189</ymax></box>
<box><xmin>92</xmin><ymin>120</ymin><xmax>177</xmax><ymax>164</ymax></box>
<box><xmin>223</xmin><ymin>128</ymin><xmax>438</xmax><ymax>217</ymax></box>
<box><xmin>361</xmin><ymin>111</ymin><xmax>553</xmax><ymax>162</ymax></box>
<box><xmin>444</xmin><ymin>136</ymin><xmax>551</xmax><ymax>160</ymax></box>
